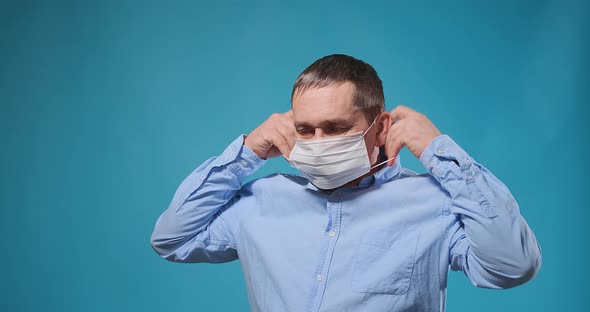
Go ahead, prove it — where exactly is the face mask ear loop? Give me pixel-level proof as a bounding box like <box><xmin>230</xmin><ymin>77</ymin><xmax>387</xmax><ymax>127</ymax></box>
<box><xmin>364</xmin><ymin>115</ymin><xmax>384</xmax><ymax>169</ymax></box>
<box><xmin>370</xmin><ymin>157</ymin><xmax>397</xmax><ymax>169</ymax></box>
<box><xmin>363</xmin><ymin>116</ymin><xmax>379</xmax><ymax>136</ymax></box>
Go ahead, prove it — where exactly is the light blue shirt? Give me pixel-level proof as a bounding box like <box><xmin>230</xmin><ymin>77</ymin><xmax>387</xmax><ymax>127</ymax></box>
<box><xmin>150</xmin><ymin>134</ymin><xmax>541</xmax><ymax>312</ymax></box>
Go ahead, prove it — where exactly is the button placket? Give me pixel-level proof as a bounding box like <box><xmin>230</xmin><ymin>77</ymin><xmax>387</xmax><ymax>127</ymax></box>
<box><xmin>309</xmin><ymin>194</ymin><xmax>343</xmax><ymax>311</ymax></box>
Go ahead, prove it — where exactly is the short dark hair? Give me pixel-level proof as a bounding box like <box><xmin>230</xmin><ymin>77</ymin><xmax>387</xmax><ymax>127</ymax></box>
<box><xmin>291</xmin><ymin>54</ymin><xmax>385</xmax><ymax>123</ymax></box>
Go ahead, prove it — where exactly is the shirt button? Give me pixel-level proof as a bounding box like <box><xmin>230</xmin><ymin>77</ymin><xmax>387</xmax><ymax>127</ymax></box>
<box><xmin>429</xmin><ymin>159</ymin><xmax>435</xmax><ymax>167</ymax></box>
<box><xmin>241</xmin><ymin>160</ymin><xmax>249</xmax><ymax>167</ymax></box>
<box><xmin>437</xmin><ymin>148</ymin><xmax>444</xmax><ymax>154</ymax></box>
<box><xmin>328</xmin><ymin>230</ymin><xmax>335</xmax><ymax>237</ymax></box>
<box><xmin>316</xmin><ymin>274</ymin><xmax>323</xmax><ymax>281</ymax></box>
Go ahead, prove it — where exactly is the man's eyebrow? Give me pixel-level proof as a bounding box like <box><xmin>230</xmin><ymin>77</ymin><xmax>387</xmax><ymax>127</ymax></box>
<box><xmin>294</xmin><ymin>119</ymin><xmax>355</xmax><ymax>128</ymax></box>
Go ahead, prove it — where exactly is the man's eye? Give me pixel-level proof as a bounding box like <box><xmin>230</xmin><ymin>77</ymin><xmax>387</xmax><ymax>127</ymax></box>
<box><xmin>297</xmin><ymin>128</ymin><xmax>313</xmax><ymax>135</ymax></box>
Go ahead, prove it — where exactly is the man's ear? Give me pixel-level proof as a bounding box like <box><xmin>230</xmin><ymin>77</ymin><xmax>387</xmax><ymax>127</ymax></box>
<box><xmin>375</xmin><ymin>112</ymin><xmax>391</xmax><ymax>147</ymax></box>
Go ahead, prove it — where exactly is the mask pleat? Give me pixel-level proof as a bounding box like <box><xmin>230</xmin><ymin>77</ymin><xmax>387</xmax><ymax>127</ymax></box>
<box><xmin>287</xmin><ymin>117</ymin><xmax>378</xmax><ymax>189</ymax></box>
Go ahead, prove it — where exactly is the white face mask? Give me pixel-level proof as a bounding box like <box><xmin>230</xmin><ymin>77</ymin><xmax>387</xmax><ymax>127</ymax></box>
<box><xmin>286</xmin><ymin>118</ymin><xmax>392</xmax><ymax>189</ymax></box>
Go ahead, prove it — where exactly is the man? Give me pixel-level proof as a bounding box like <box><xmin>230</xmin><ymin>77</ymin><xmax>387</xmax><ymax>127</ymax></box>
<box><xmin>150</xmin><ymin>54</ymin><xmax>541</xmax><ymax>311</ymax></box>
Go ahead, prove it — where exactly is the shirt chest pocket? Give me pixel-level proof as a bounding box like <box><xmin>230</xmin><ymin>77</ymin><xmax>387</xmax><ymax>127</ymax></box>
<box><xmin>351</xmin><ymin>228</ymin><xmax>421</xmax><ymax>295</ymax></box>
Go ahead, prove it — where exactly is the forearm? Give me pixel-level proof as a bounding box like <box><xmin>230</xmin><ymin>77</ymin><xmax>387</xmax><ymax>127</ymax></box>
<box><xmin>150</xmin><ymin>135</ymin><xmax>265</xmax><ymax>259</ymax></box>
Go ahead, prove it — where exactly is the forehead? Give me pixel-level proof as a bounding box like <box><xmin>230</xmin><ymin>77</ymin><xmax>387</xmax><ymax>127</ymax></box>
<box><xmin>292</xmin><ymin>81</ymin><xmax>359</xmax><ymax>125</ymax></box>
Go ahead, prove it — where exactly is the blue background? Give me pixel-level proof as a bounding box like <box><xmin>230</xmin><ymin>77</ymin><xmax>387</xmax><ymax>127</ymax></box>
<box><xmin>1</xmin><ymin>0</ymin><xmax>588</xmax><ymax>311</ymax></box>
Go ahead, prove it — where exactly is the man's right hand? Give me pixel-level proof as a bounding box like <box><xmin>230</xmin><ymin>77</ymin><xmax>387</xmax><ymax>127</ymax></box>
<box><xmin>244</xmin><ymin>111</ymin><xmax>295</xmax><ymax>159</ymax></box>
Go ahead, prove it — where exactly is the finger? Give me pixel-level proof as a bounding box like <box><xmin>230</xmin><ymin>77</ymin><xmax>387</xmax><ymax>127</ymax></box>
<box><xmin>276</xmin><ymin>115</ymin><xmax>296</xmax><ymax>149</ymax></box>
<box><xmin>386</xmin><ymin>118</ymin><xmax>404</xmax><ymax>143</ymax></box>
<box><xmin>389</xmin><ymin>105</ymin><xmax>416</xmax><ymax>121</ymax></box>
<box><xmin>386</xmin><ymin>136</ymin><xmax>404</xmax><ymax>166</ymax></box>
<box><xmin>385</xmin><ymin>123</ymin><xmax>404</xmax><ymax>166</ymax></box>
<box><xmin>269</xmin><ymin>132</ymin><xmax>292</xmax><ymax>158</ymax></box>
<box><xmin>385</xmin><ymin>130</ymin><xmax>403</xmax><ymax>159</ymax></box>
<box><xmin>266</xmin><ymin>112</ymin><xmax>295</xmax><ymax>154</ymax></box>
<box><xmin>276</xmin><ymin>125</ymin><xmax>295</xmax><ymax>153</ymax></box>
<box><xmin>283</xmin><ymin>109</ymin><xmax>294</xmax><ymax>120</ymax></box>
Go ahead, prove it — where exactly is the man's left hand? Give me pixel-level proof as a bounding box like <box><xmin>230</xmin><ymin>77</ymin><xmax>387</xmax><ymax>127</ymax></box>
<box><xmin>385</xmin><ymin>105</ymin><xmax>442</xmax><ymax>166</ymax></box>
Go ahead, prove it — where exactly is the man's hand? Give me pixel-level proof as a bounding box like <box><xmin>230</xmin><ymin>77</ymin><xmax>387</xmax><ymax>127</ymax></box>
<box><xmin>244</xmin><ymin>111</ymin><xmax>295</xmax><ymax>159</ymax></box>
<box><xmin>385</xmin><ymin>105</ymin><xmax>441</xmax><ymax>166</ymax></box>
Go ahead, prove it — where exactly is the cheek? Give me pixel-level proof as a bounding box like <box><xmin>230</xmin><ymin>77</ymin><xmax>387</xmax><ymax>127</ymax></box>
<box><xmin>363</xmin><ymin>136</ymin><xmax>373</xmax><ymax>151</ymax></box>
<box><xmin>364</xmin><ymin>137</ymin><xmax>379</xmax><ymax>163</ymax></box>
<box><xmin>365</xmin><ymin>132</ymin><xmax>381</xmax><ymax>149</ymax></box>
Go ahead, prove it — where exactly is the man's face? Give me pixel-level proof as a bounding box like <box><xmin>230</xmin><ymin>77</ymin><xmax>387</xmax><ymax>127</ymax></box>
<box><xmin>291</xmin><ymin>81</ymin><xmax>380</xmax><ymax>161</ymax></box>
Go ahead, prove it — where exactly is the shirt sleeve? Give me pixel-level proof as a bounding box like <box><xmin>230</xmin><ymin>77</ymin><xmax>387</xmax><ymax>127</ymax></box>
<box><xmin>150</xmin><ymin>135</ymin><xmax>266</xmax><ymax>263</ymax></box>
<box><xmin>419</xmin><ymin>135</ymin><xmax>542</xmax><ymax>289</ymax></box>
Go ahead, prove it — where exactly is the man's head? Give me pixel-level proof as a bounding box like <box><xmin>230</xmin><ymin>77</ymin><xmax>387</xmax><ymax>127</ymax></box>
<box><xmin>291</xmin><ymin>54</ymin><xmax>385</xmax><ymax>126</ymax></box>
<box><xmin>290</xmin><ymin>54</ymin><xmax>390</xmax><ymax>168</ymax></box>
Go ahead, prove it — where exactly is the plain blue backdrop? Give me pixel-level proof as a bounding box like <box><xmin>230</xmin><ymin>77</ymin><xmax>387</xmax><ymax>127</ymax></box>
<box><xmin>1</xmin><ymin>0</ymin><xmax>588</xmax><ymax>311</ymax></box>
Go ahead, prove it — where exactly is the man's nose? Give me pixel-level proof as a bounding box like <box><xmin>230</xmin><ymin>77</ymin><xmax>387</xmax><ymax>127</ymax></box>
<box><xmin>312</xmin><ymin>129</ymin><xmax>328</xmax><ymax>139</ymax></box>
